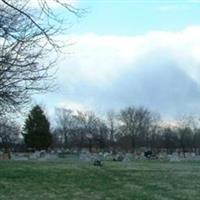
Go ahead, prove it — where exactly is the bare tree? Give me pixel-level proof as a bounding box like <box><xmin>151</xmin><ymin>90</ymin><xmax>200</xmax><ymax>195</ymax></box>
<box><xmin>98</xmin><ymin>120</ymin><xmax>108</xmax><ymax>150</ymax></box>
<box><xmin>75</xmin><ymin>111</ymin><xmax>101</xmax><ymax>152</ymax></box>
<box><xmin>193</xmin><ymin>128</ymin><xmax>200</xmax><ymax>154</ymax></box>
<box><xmin>0</xmin><ymin>117</ymin><xmax>20</xmax><ymax>155</ymax></box>
<box><xmin>177</xmin><ymin>115</ymin><xmax>197</xmax><ymax>154</ymax></box>
<box><xmin>0</xmin><ymin>0</ymin><xmax>81</xmax><ymax>114</ymax></box>
<box><xmin>107</xmin><ymin>110</ymin><xmax>117</xmax><ymax>153</ymax></box>
<box><xmin>162</xmin><ymin>127</ymin><xmax>179</xmax><ymax>154</ymax></box>
<box><xmin>119</xmin><ymin>106</ymin><xmax>156</xmax><ymax>152</ymax></box>
<box><xmin>55</xmin><ymin>108</ymin><xmax>76</xmax><ymax>148</ymax></box>
<box><xmin>178</xmin><ymin>127</ymin><xmax>193</xmax><ymax>155</ymax></box>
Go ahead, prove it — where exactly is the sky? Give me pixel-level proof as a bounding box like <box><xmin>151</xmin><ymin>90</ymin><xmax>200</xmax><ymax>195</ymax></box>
<box><xmin>34</xmin><ymin>0</ymin><xmax>200</xmax><ymax>120</ymax></box>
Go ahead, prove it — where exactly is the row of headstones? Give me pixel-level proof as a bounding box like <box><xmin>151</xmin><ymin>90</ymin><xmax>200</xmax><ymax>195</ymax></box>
<box><xmin>168</xmin><ymin>152</ymin><xmax>200</xmax><ymax>162</ymax></box>
<box><xmin>79</xmin><ymin>152</ymin><xmax>135</xmax><ymax>163</ymax></box>
<box><xmin>10</xmin><ymin>151</ymin><xmax>59</xmax><ymax>161</ymax></box>
<box><xmin>79</xmin><ymin>151</ymin><xmax>200</xmax><ymax>163</ymax></box>
<box><xmin>79</xmin><ymin>151</ymin><xmax>166</xmax><ymax>162</ymax></box>
<box><xmin>1</xmin><ymin>150</ymin><xmax>200</xmax><ymax>162</ymax></box>
<box><xmin>0</xmin><ymin>149</ymin><xmax>80</xmax><ymax>161</ymax></box>
<box><xmin>9</xmin><ymin>149</ymin><xmax>80</xmax><ymax>161</ymax></box>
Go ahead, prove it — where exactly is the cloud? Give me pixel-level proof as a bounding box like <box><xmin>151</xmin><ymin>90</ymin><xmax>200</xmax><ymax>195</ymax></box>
<box><xmin>56</xmin><ymin>100</ymin><xmax>89</xmax><ymax>112</ymax></box>
<box><xmin>36</xmin><ymin>26</ymin><xmax>200</xmax><ymax>118</ymax></box>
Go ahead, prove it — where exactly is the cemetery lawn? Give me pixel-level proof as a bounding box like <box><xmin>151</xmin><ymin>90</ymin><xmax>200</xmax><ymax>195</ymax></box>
<box><xmin>0</xmin><ymin>160</ymin><xmax>200</xmax><ymax>200</ymax></box>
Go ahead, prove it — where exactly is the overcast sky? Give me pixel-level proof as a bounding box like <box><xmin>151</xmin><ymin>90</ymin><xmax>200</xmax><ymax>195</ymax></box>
<box><xmin>34</xmin><ymin>0</ymin><xmax>200</xmax><ymax>119</ymax></box>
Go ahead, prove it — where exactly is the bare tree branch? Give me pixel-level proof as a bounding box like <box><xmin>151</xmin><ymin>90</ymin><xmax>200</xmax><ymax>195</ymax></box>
<box><xmin>0</xmin><ymin>0</ymin><xmax>81</xmax><ymax>115</ymax></box>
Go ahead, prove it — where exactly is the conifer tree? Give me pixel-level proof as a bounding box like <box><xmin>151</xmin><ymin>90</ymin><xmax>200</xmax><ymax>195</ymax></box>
<box><xmin>24</xmin><ymin>105</ymin><xmax>52</xmax><ymax>150</ymax></box>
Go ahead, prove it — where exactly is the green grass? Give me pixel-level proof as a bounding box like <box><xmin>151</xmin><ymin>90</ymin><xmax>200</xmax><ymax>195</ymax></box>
<box><xmin>0</xmin><ymin>159</ymin><xmax>200</xmax><ymax>200</ymax></box>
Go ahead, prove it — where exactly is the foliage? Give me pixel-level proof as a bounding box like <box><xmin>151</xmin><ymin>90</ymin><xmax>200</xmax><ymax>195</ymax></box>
<box><xmin>23</xmin><ymin>105</ymin><xmax>52</xmax><ymax>150</ymax></box>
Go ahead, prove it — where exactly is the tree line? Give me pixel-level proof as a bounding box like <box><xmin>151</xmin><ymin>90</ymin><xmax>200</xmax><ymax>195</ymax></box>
<box><xmin>1</xmin><ymin>105</ymin><xmax>200</xmax><ymax>155</ymax></box>
<box><xmin>52</xmin><ymin>106</ymin><xmax>200</xmax><ymax>154</ymax></box>
<box><xmin>0</xmin><ymin>1</ymin><xmax>200</xmax><ymax>155</ymax></box>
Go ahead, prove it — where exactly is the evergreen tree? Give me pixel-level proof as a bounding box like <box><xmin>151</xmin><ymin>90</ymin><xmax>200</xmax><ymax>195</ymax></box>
<box><xmin>24</xmin><ymin>105</ymin><xmax>52</xmax><ymax>150</ymax></box>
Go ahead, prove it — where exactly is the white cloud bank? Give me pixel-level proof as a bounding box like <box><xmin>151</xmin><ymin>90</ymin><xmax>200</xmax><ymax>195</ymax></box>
<box><xmin>37</xmin><ymin>26</ymin><xmax>200</xmax><ymax>118</ymax></box>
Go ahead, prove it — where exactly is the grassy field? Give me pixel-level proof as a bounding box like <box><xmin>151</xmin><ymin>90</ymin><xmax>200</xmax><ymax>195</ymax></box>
<box><xmin>0</xmin><ymin>159</ymin><xmax>200</xmax><ymax>200</ymax></box>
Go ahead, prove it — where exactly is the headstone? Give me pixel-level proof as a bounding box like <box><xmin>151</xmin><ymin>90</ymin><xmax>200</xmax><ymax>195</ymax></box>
<box><xmin>39</xmin><ymin>150</ymin><xmax>46</xmax><ymax>158</ymax></box>
<box><xmin>29</xmin><ymin>151</ymin><xmax>40</xmax><ymax>160</ymax></box>
<box><xmin>79</xmin><ymin>152</ymin><xmax>91</xmax><ymax>162</ymax></box>
<box><xmin>123</xmin><ymin>153</ymin><xmax>134</xmax><ymax>162</ymax></box>
<box><xmin>113</xmin><ymin>153</ymin><xmax>124</xmax><ymax>162</ymax></box>
<box><xmin>93</xmin><ymin>158</ymin><xmax>103</xmax><ymax>167</ymax></box>
<box><xmin>103</xmin><ymin>152</ymin><xmax>113</xmax><ymax>161</ymax></box>
<box><xmin>11</xmin><ymin>153</ymin><xmax>28</xmax><ymax>161</ymax></box>
<box><xmin>168</xmin><ymin>153</ymin><xmax>181</xmax><ymax>162</ymax></box>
